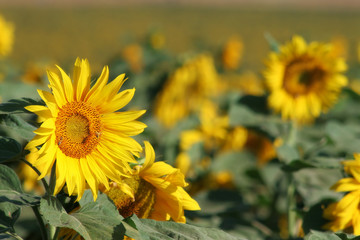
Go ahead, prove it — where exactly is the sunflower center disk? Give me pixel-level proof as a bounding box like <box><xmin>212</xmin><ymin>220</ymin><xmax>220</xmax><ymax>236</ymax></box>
<box><xmin>65</xmin><ymin>115</ymin><xmax>89</xmax><ymax>143</ymax></box>
<box><xmin>283</xmin><ymin>57</ymin><xmax>326</xmax><ymax>97</ymax></box>
<box><xmin>55</xmin><ymin>101</ymin><xmax>102</xmax><ymax>159</ymax></box>
<box><xmin>107</xmin><ymin>176</ymin><xmax>156</xmax><ymax>219</ymax></box>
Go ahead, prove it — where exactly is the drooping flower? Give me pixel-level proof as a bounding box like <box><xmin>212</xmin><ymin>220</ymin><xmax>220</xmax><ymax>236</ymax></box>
<box><xmin>25</xmin><ymin>58</ymin><xmax>146</xmax><ymax>200</ymax></box>
<box><xmin>264</xmin><ymin>35</ymin><xmax>347</xmax><ymax>124</ymax></box>
<box><xmin>323</xmin><ymin>154</ymin><xmax>360</xmax><ymax>234</ymax></box>
<box><xmin>0</xmin><ymin>15</ymin><xmax>14</xmax><ymax>57</ymax></box>
<box><xmin>105</xmin><ymin>141</ymin><xmax>201</xmax><ymax>223</ymax></box>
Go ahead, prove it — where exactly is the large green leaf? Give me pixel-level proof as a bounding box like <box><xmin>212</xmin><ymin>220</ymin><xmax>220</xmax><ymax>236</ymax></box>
<box><xmin>0</xmin><ymin>190</ymin><xmax>40</xmax><ymax>206</ymax></box>
<box><xmin>124</xmin><ymin>215</ymin><xmax>243</xmax><ymax>240</ymax></box>
<box><xmin>325</xmin><ymin>121</ymin><xmax>360</xmax><ymax>155</ymax></box>
<box><xmin>0</xmin><ymin>137</ymin><xmax>22</xmax><ymax>162</ymax></box>
<box><xmin>304</xmin><ymin>230</ymin><xmax>342</xmax><ymax>240</ymax></box>
<box><xmin>0</xmin><ymin>165</ymin><xmax>23</xmax><ymax>233</ymax></box>
<box><xmin>0</xmin><ymin>98</ymin><xmax>44</xmax><ymax>114</ymax></box>
<box><xmin>0</xmin><ymin>114</ymin><xmax>36</xmax><ymax>141</ymax></box>
<box><xmin>40</xmin><ymin>194</ymin><xmax>124</xmax><ymax>240</ymax></box>
<box><xmin>276</xmin><ymin>144</ymin><xmax>300</xmax><ymax>164</ymax></box>
<box><xmin>0</xmin><ymin>164</ymin><xmax>22</xmax><ymax>193</ymax></box>
<box><xmin>294</xmin><ymin>168</ymin><xmax>342</xmax><ymax>206</ymax></box>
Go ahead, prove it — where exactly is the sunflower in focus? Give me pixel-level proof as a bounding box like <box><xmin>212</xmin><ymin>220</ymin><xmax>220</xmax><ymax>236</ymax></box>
<box><xmin>105</xmin><ymin>141</ymin><xmax>201</xmax><ymax>223</ymax></box>
<box><xmin>0</xmin><ymin>15</ymin><xmax>14</xmax><ymax>57</ymax></box>
<box><xmin>323</xmin><ymin>154</ymin><xmax>360</xmax><ymax>234</ymax></box>
<box><xmin>25</xmin><ymin>58</ymin><xmax>146</xmax><ymax>200</ymax></box>
<box><xmin>264</xmin><ymin>35</ymin><xmax>347</xmax><ymax>124</ymax></box>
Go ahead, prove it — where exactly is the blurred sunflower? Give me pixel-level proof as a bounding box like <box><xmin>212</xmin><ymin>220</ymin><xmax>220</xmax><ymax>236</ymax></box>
<box><xmin>25</xmin><ymin>58</ymin><xmax>146</xmax><ymax>200</ymax></box>
<box><xmin>323</xmin><ymin>154</ymin><xmax>360</xmax><ymax>234</ymax></box>
<box><xmin>155</xmin><ymin>54</ymin><xmax>220</xmax><ymax>128</ymax></box>
<box><xmin>17</xmin><ymin>148</ymin><xmax>45</xmax><ymax>194</ymax></box>
<box><xmin>221</xmin><ymin>36</ymin><xmax>243</xmax><ymax>70</ymax></box>
<box><xmin>264</xmin><ymin>35</ymin><xmax>347</xmax><ymax>124</ymax></box>
<box><xmin>105</xmin><ymin>141</ymin><xmax>201</xmax><ymax>222</ymax></box>
<box><xmin>122</xmin><ymin>44</ymin><xmax>143</xmax><ymax>73</ymax></box>
<box><xmin>222</xmin><ymin>71</ymin><xmax>265</xmax><ymax>96</ymax></box>
<box><xmin>0</xmin><ymin>15</ymin><xmax>14</xmax><ymax>57</ymax></box>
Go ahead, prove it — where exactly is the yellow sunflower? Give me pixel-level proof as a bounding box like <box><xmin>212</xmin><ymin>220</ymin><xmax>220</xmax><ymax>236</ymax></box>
<box><xmin>264</xmin><ymin>35</ymin><xmax>347</xmax><ymax>124</ymax></box>
<box><xmin>0</xmin><ymin>15</ymin><xmax>14</xmax><ymax>57</ymax></box>
<box><xmin>155</xmin><ymin>54</ymin><xmax>220</xmax><ymax>128</ymax></box>
<box><xmin>25</xmin><ymin>58</ymin><xmax>146</xmax><ymax>200</ymax></box>
<box><xmin>323</xmin><ymin>154</ymin><xmax>360</xmax><ymax>234</ymax></box>
<box><xmin>106</xmin><ymin>141</ymin><xmax>201</xmax><ymax>223</ymax></box>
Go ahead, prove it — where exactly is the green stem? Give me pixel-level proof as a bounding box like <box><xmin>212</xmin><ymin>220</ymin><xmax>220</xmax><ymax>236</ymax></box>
<box><xmin>286</xmin><ymin>121</ymin><xmax>298</xmax><ymax>238</ymax></box>
<box><xmin>19</xmin><ymin>158</ymin><xmax>50</xmax><ymax>194</ymax></box>
<box><xmin>5</xmin><ymin>231</ymin><xmax>24</xmax><ymax>240</ymax></box>
<box><xmin>48</xmin><ymin>165</ymin><xmax>57</xmax><ymax>240</ymax></box>
<box><xmin>287</xmin><ymin>174</ymin><xmax>296</xmax><ymax>239</ymax></box>
<box><xmin>48</xmin><ymin>164</ymin><xmax>56</xmax><ymax>196</ymax></box>
<box><xmin>32</xmin><ymin>206</ymin><xmax>48</xmax><ymax>240</ymax></box>
<box><xmin>287</xmin><ymin>121</ymin><xmax>298</xmax><ymax>147</ymax></box>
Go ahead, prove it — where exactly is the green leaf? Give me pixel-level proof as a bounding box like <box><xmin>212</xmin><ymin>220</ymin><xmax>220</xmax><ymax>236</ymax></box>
<box><xmin>325</xmin><ymin>121</ymin><xmax>360</xmax><ymax>154</ymax></box>
<box><xmin>0</xmin><ymin>202</ymin><xmax>20</xmax><ymax>234</ymax></box>
<box><xmin>125</xmin><ymin>215</ymin><xmax>242</xmax><ymax>240</ymax></box>
<box><xmin>0</xmin><ymin>190</ymin><xmax>40</xmax><ymax>206</ymax></box>
<box><xmin>276</xmin><ymin>144</ymin><xmax>300</xmax><ymax>164</ymax></box>
<box><xmin>229</xmin><ymin>102</ymin><xmax>282</xmax><ymax>138</ymax></box>
<box><xmin>294</xmin><ymin>168</ymin><xmax>342</xmax><ymax>206</ymax></box>
<box><xmin>0</xmin><ymin>114</ymin><xmax>36</xmax><ymax>141</ymax></box>
<box><xmin>0</xmin><ymin>98</ymin><xmax>44</xmax><ymax>114</ymax></box>
<box><xmin>264</xmin><ymin>32</ymin><xmax>280</xmax><ymax>52</ymax></box>
<box><xmin>336</xmin><ymin>233</ymin><xmax>360</xmax><ymax>240</ymax></box>
<box><xmin>282</xmin><ymin>160</ymin><xmax>315</xmax><ymax>172</ymax></box>
<box><xmin>304</xmin><ymin>230</ymin><xmax>342</xmax><ymax>240</ymax></box>
<box><xmin>0</xmin><ymin>137</ymin><xmax>22</xmax><ymax>162</ymax></box>
<box><xmin>0</xmin><ymin>165</ymin><xmax>24</xmax><ymax>233</ymax></box>
<box><xmin>40</xmin><ymin>194</ymin><xmax>125</xmax><ymax>240</ymax></box>
<box><xmin>0</xmin><ymin>164</ymin><xmax>22</xmax><ymax>192</ymax></box>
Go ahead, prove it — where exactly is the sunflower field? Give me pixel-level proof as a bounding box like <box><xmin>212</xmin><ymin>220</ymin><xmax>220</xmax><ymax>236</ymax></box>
<box><xmin>1</xmin><ymin>5</ymin><xmax>360</xmax><ymax>240</ymax></box>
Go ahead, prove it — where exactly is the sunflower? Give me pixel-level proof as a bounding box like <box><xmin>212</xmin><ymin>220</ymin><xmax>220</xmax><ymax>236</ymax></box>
<box><xmin>0</xmin><ymin>15</ymin><xmax>14</xmax><ymax>57</ymax></box>
<box><xmin>323</xmin><ymin>154</ymin><xmax>360</xmax><ymax>234</ymax></box>
<box><xmin>105</xmin><ymin>141</ymin><xmax>200</xmax><ymax>223</ymax></box>
<box><xmin>155</xmin><ymin>54</ymin><xmax>220</xmax><ymax>128</ymax></box>
<box><xmin>25</xmin><ymin>58</ymin><xmax>146</xmax><ymax>200</ymax></box>
<box><xmin>264</xmin><ymin>35</ymin><xmax>347</xmax><ymax>124</ymax></box>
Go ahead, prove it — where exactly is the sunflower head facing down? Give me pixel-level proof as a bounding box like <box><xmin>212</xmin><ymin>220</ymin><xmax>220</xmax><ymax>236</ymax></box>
<box><xmin>105</xmin><ymin>141</ymin><xmax>201</xmax><ymax>223</ymax></box>
<box><xmin>25</xmin><ymin>58</ymin><xmax>146</xmax><ymax>200</ymax></box>
<box><xmin>264</xmin><ymin>35</ymin><xmax>348</xmax><ymax>124</ymax></box>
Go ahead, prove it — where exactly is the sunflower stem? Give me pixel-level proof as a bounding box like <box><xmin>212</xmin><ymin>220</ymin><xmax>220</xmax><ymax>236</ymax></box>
<box><xmin>286</xmin><ymin>121</ymin><xmax>298</xmax><ymax>147</ymax></box>
<box><xmin>19</xmin><ymin>158</ymin><xmax>50</xmax><ymax>194</ymax></box>
<box><xmin>287</xmin><ymin>174</ymin><xmax>297</xmax><ymax>239</ymax></box>
<box><xmin>286</xmin><ymin>121</ymin><xmax>298</xmax><ymax>239</ymax></box>
<box><xmin>49</xmin><ymin>164</ymin><xmax>56</xmax><ymax>196</ymax></box>
<box><xmin>5</xmin><ymin>231</ymin><xmax>24</xmax><ymax>240</ymax></box>
<box><xmin>32</xmin><ymin>206</ymin><xmax>48</xmax><ymax>240</ymax></box>
<box><xmin>48</xmin><ymin>165</ymin><xmax>58</xmax><ymax>240</ymax></box>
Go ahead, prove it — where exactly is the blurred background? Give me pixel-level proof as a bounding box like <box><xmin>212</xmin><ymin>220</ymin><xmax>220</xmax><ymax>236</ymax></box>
<box><xmin>1</xmin><ymin>0</ymin><xmax>360</xmax><ymax>73</ymax></box>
